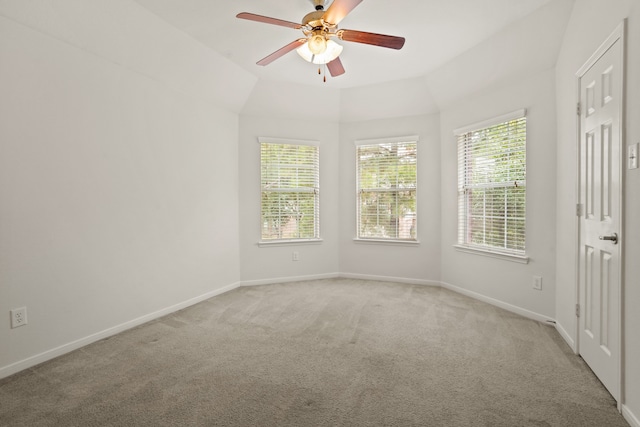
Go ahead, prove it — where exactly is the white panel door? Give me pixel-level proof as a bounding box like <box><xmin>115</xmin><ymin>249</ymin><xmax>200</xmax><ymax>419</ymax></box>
<box><xmin>577</xmin><ymin>29</ymin><xmax>623</xmax><ymax>401</ymax></box>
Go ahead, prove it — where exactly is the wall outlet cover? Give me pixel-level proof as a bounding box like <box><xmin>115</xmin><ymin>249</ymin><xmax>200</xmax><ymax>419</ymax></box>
<box><xmin>533</xmin><ymin>276</ymin><xmax>543</xmax><ymax>291</ymax></box>
<box><xmin>10</xmin><ymin>307</ymin><xmax>28</xmax><ymax>328</ymax></box>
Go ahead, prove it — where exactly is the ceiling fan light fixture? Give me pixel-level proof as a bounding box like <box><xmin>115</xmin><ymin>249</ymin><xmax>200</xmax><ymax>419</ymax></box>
<box><xmin>297</xmin><ymin>39</ymin><xmax>343</xmax><ymax>64</ymax></box>
<box><xmin>308</xmin><ymin>33</ymin><xmax>328</xmax><ymax>54</ymax></box>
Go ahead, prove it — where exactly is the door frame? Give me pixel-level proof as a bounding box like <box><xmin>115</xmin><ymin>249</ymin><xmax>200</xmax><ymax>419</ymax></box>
<box><xmin>574</xmin><ymin>20</ymin><xmax>626</xmax><ymax>408</ymax></box>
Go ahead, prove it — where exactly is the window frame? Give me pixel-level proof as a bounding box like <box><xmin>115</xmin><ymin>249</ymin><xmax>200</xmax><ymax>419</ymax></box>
<box><xmin>453</xmin><ymin>110</ymin><xmax>528</xmax><ymax>263</ymax></box>
<box><xmin>258</xmin><ymin>137</ymin><xmax>321</xmax><ymax>246</ymax></box>
<box><xmin>354</xmin><ymin>136</ymin><xmax>419</xmax><ymax>244</ymax></box>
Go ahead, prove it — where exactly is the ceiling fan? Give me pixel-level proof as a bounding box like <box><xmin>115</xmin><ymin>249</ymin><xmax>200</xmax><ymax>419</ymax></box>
<box><xmin>237</xmin><ymin>0</ymin><xmax>405</xmax><ymax>80</ymax></box>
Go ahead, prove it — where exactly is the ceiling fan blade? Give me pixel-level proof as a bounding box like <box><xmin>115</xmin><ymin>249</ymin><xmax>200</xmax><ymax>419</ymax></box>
<box><xmin>236</xmin><ymin>12</ymin><xmax>302</xmax><ymax>29</ymax></box>
<box><xmin>257</xmin><ymin>39</ymin><xmax>306</xmax><ymax>66</ymax></box>
<box><xmin>327</xmin><ymin>57</ymin><xmax>345</xmax><ymax>77</ymax></box>
<box><xmin>339</xmin><ymin>29</ymin><xmax>405</xmax><ymax>50</ymax></box>
<box><xmin>322</xmin><ymin>0</ymin><xmax>363</xmax><ymax>25</ymax></box>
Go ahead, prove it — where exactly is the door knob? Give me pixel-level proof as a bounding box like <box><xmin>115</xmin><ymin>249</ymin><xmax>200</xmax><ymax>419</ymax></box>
<box><xmin>599</xmin><ymin>233</ymin><xmax>618</xmax><ymax>244</ymax></box>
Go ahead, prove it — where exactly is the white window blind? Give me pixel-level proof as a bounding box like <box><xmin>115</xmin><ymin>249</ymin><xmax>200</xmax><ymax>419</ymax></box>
<box><xmin>456</xmin><ymin>114</ymin><xmax>526</xmax><ymax>254</ymax></box>
<box><xmin>356</xmin><ymin>138</ymin><xmax>417</xmax><ymax>241</ymax></box>
<box><xmin>260</xmin><ymin>141</ymin><xmax>319</xmax><ymax>241</ymax></box>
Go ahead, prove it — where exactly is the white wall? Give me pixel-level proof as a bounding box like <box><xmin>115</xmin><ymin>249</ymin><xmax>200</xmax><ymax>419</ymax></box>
<box><xmin>439</xmin><ymin>69</ymin><xmax>558</xmax><ymax>320</ymax></box>
<box><xmin>240</xmin><ymin>79</ymin><xmax>341</xmax><ymax>123</ymax></box>
<box><xmin>554</xmin><ymin>0</ymin><xmax>640</xmax><ymax>423</ymax></box>
<box><xmin>0</xmin><ymin>0</ymin><xmax>256</xmax><ymax>113</ymax></box>
<box><xmin>425</xmin><ymin>0</ymin><xmax>574</xmax><ymax>111</ymax></box>
<box><xmin>339</xmin><ymin>77</ymin><xmax>439</xmax><ymax>123</ymax></box>
<box><xmin>338</xmin><ymin>114</ymin><xmax>442</xmax><ymax>284</ymax></box>
<box><xmin>0</xmin><ymin>2</ymin><xmax>247</xmax><ymax>376</ymax></box>
<box><xmin>238</xmin><ymin>115</ymin><xmax>341</xmax><ymax>284</ymax></box>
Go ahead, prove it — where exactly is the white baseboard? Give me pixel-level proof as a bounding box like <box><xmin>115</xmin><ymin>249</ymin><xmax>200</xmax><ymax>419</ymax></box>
<box><xmin>0</xmin><ymin>281</ymin><xmax>240</xmax><ymax>380</ymax></box>
<box><xmin>624</xmin><ymin>405</ymin><xmax>640</xmax><ymax>427</ymax></box>
<box><xmin>555</xmin><ymin>321</ymin><xmax>577</xmax><ymax>353</ymax></box>
<box><xmin>339</xmin><ymin>272</ymin><xmax>440</xmax><ymax>287</ymax></box>
<box><xmin>3</xmin><ymin>272</ymin><xmax>635</xmax><ymax>423</ymax></box>
<box><xmin>0</xmin><ymin>274</ymin><xmax>559</xmax><ymax>381</ymax></box>
<box><xmin>440</xmin><ymin>281</ymin><xmax>554</xmax><ymax>324</ymax></box>
<box><xmin>240</xmin><ymin>272</ymin><xmax>340</xmax><ymax>287</ymax></box>
<box><xmin>245</xmin><ymin>273</ymin><xmax>551</xmax><ymax>324</ymax></box>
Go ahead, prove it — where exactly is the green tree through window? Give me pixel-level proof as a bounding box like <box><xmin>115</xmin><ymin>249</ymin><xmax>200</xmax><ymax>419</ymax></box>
<box><xmin>261</xmin><ymin>141</ymin><xmax>319</xmax><ymax>241</ymax></box>
<box><xmin>356</xmin><ymin>139</ymin><xmax>417</xmax><ymax>240</ymax></box>
<box><xmin>457</xmin><ymin>114</ymin><xmax>526</xmax><ymax>254</ymax></box>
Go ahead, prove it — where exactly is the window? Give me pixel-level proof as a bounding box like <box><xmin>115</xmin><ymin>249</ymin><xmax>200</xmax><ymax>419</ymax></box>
<box><xmin>260</xmin><ymin>138</ymin><xmax>319</xmax><ymax>242</ymax></box>
<box><xmin>356</xmin><ymin>137</ymin><xmax>418</xmax><ymax>241</ymax></box>
<box><xmin>456</xmin><ymin>110</ymin><xmax>526</xmax><ymax>257</ymax></box>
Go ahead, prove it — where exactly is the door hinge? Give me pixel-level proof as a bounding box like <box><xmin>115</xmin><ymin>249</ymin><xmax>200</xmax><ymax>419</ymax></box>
<box><xmin>577</xmin><ymin>102</ymin><xmax>581</xmax><ymax>116</ymax></box>
<box><xmin>576</xmin><ymin>203</ymin><xmax>583</xmax><ymax>217</ymax></box>
<box><xmin>575</xmin><ymin>303</ymin><xmax>580</xmax><ymax>317</ymax></box>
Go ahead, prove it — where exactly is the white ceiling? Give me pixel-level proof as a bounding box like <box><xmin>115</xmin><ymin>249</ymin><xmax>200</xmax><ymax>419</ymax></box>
<box><xmin>132</xmin><ymin>0</ymin><xmax>556</xmax><ymax>89</ymax></box>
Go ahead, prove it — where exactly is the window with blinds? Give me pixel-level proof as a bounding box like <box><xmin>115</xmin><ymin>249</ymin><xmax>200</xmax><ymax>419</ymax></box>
<box><xmin>456</xmin><ymin>112</ymin><xmax>526</xmax><ymax>255</ymax></box>
<box><xmin>356</xmin><ymin>138</ymin><xmax>417</xmax><ymax>241</ymax></box>
<box><xmin>260</xmin><ymin>140</ymin><xmax>319</xmax><ymax>241</ymax></box>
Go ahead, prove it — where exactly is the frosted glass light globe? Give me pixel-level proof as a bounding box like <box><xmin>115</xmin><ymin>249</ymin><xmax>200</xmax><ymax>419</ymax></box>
<box><xmin>308</xmin><ymin>34</ymin><xmax>327</xmax><ymax>54</ymax></box>
<box><xmin>296</xmin><ymin>40</ymin><xmax>343</xmax><ymax>64</ymax></box>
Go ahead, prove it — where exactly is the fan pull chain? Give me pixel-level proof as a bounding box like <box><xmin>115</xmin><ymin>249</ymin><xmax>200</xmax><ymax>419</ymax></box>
<box><xmin>315</xmin><ymin>65</ymin><xmax>327</xmax><ymax>83</ymax></box>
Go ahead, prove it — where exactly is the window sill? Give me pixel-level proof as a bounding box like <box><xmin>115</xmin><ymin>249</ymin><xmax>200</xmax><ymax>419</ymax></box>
<box><xmin>353</xmin><ymin>238</ymin><xmax>420</xmax><ymax>246</ymax></box>
<box><xmin>453</xmin><ymin>244</ymin><xmax>529</xmax><ymax>264</ymax></box>
<box><xmin>258</xmin><ymin>239</ymin><xmax>323</xmax><ymax>247</ymax></box>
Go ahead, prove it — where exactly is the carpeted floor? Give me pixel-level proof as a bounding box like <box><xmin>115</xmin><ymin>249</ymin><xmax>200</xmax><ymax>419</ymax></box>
<box><xmin>0</xmin><ymin>278</ymin><xmax>629</xmax><ymax>426</ymax></box>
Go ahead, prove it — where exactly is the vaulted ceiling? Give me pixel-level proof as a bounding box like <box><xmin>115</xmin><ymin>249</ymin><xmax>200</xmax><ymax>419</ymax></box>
<box><xmin>130</xmin><ymin>0</ymin><xmax>574</xmax><ymax>121</ymax></box>
<box><xmin>0</xmin><ymin>0</ymin><xmax>574</xmax><ymax>122</ymax></box>
<box><xmin>133</xmin><ymin>0</ymin><xmax>561</xmax><ymax>87</ymax></box>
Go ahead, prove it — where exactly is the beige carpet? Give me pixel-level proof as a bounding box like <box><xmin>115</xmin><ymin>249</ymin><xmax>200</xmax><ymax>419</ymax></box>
<box><xmin>0</xmin><ymin>278</ymin><xmax>628</xmax><ymax>426</ymax></box>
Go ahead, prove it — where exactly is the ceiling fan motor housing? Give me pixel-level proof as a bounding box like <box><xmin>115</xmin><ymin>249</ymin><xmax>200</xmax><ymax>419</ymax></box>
<box><xmin>302</xmin><ymin>10</ymin><xmax>326</xmax><ymax>28</ymax></box>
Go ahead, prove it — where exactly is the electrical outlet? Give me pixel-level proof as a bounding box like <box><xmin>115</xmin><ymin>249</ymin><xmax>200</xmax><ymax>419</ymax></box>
<box><xmin>292</xmin><ymin>251</ymin><xmax>299</xmax><ymax>261</ymax></box>
<box><xmin>533</xmin><ymin>276</ymin><xmax>542</xmax><ymax>291</ymax></box>
<box><xmin>10</xmin><ymin>307</ymin><xmax>27</xmax><ymax>328</ymax></box>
